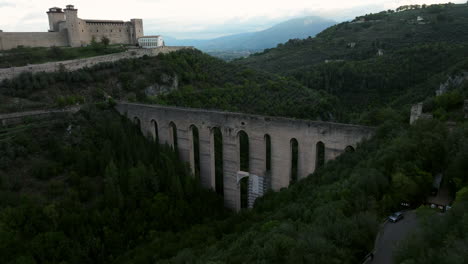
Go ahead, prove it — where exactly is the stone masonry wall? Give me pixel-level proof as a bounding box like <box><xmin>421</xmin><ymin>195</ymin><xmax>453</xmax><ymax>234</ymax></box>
<box><xmin>115</xmin><ymin>102</ymin><xmax>375</xmax><ymax>211</ymax></box>
<box><xmin>0</xmin><ymin>31</ymin><xmax>69</xmax><ymax>51</ymax></box>
<box><xmin>0</xmin><ymin>46</ymin><xmax>192</xmax><ymax>81</ymax></box>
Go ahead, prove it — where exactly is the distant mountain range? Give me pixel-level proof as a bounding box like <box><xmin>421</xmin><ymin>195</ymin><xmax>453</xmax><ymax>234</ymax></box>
<box><xmin>164</xmin><ymin>16</ymin><xmax>335</xmax><ymax>53</ymax></box>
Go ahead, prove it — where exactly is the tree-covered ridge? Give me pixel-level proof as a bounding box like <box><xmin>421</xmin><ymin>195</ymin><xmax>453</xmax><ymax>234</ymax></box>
<box><xmin>289</xmin><ymin>43</ymin><xmax>468</xmax><ymax>121</ymax></box>
<box><xmin>236</xmin><ymin>3</ymin><xmax>468</xmax><ymax>73</ymax></box>
<box><xmin>0</xmin><ymin>106</ymin><xmax>230</xmax><ymax>263</ymax></box>
<box><xmin>0</xmin><ymin>49</ymin><xmax>340</xmax><ymax>121</ymax></box>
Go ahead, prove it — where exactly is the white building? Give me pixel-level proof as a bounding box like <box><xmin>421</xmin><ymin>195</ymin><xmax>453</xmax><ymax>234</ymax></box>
<box><xmin>138</xmin><ymin>36</ymin><xmax>164</xmax><ymax>48</ymax></box>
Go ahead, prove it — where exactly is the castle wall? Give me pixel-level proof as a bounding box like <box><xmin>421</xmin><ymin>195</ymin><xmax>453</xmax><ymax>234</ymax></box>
<box><xmin>1</xmin><ymin>5</ymin><xmax>143</xmax><ymax>50</ymax></box>
<box><xmin>82</xmin><ymin>21</ymin><xmax>132</xmax><ymax>45</ymax></box>
<box><xmin>0</xmin><ymin>32</ymin><xmax>68</xmax><ymax>51</ymax></box>
<box><xmin>0</xmin><ymin>46</ymin><xmax>192</xmax><ymax>81</ymax></box>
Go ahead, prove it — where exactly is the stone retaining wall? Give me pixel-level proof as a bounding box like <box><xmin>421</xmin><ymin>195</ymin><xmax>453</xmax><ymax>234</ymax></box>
<box><xmin>0</xmin><ymin>46</ymin><xmax>192</xmax><ymax>81</ymax></box>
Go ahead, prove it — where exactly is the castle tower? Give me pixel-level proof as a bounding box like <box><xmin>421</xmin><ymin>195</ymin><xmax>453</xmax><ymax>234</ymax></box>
<box><xmin>64</xmin><ymin>4</ymin><xmax>81</xmax><ymax>47</ymax></box>
<box><xmin>130</xmin><ymin>19</ymin><xmax>144</xmax><ymax>45</ymax></box>
<box><xmin>47</xmin><ymin>7</ymin><xmax>65</xmax><ymax>32</ymax></box>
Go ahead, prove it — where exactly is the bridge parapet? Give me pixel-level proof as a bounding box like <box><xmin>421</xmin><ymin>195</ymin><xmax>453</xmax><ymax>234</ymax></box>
<box><xmin>115</xmin><ymin>102</ymin><xmax>375</xmax><ymax>211</ymax></box>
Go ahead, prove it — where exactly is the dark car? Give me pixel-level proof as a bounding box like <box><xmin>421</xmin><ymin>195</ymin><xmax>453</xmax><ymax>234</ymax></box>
<box><xmin>388</xmin><ymin>212</ymin><xmax>404</xmax><ymax>223</ymax></box>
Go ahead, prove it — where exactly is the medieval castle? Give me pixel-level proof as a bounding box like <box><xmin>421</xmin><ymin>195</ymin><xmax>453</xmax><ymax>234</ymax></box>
<box><xmin>0</xmin><ymin>5</ymin><xmax>144</xmax><ymax>50</ymax></box>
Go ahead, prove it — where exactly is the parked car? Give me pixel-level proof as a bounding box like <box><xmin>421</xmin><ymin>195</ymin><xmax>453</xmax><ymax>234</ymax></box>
<box><xmin>388</xmin><ymin>212</ymin><xmax>404</xmax><ymax>223</ymax></box>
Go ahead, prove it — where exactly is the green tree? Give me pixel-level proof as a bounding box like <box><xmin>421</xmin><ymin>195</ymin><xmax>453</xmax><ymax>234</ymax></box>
<box><xmin>104</xmin><ymin>161</ymin><xmax>123</xmax><ymax>208</ymax></box>
<box><xmin>101</xmin><ymin>36</ymin><xmax>110</xmax><ymax>48</ymax></box>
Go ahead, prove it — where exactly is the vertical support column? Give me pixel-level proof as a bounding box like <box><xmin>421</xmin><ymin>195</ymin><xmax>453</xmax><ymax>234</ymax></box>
<box><xmin>159</xmin><ymin>121</ymin><xmax>170</xmax><ymax>146</ymax></box>
<box><xmin>209</xmin><ymin>128</ymin><xmax>217</xmax><ymax>190</ymax></box>
<box><xmin>307</xmin><ymin>142</ymin><xmax>317</xmax><ymax>176</ymax></box>
<box><xmin>176</xmin><ymin>124</ymin><xmax>190</xmax><ymax>164</ymax></box>
<box><xmin>188</xmin><ymin>126</ymin><xmax>195</xmax><ymax>175</ymax></box>
<box><xmin>199</xmin><ymin>126</ymin><xmax>212</xmax><ymax>189</ymax></box>
<box><xmin>270</xmin><ymin>134</ymin><xmax>291</xmax><ymax>191</ymax></box>
<box><xmin>298</xmin><ymin>136</ymin><xmax>315</xmax><ymax>180</ymax></box>
<box><xmin>222</xmin><ymin>128</ymin><xmax>240</xmax><ymax>211</ymax></box>
<box><xmin>249</xmin><ymin>132</ymin><xmax>266</xmax><ymax>177</ymax></box>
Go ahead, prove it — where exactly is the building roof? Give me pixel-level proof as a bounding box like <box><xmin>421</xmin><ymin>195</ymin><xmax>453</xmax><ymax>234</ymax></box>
<box><xmin>84</xmin><ymin>19</ymin><xmax>125</xmax><ymax>24</ymax></box>
<box><xmin>47</xmin><ymin>7</ymin><xmax>64</xmax><ymax>13</ymax></box>
<box><xmin>139</xmin><ymin>36</ymin><xmax>162</xmax><ymax>39</ymax></box>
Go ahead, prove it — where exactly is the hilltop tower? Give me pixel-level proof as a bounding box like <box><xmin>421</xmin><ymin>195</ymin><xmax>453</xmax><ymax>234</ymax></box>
<box><xmin>64</xmin><ymin>5</ymin><xmax>82</xmax><ymax>47</ymax></box>
<box><xmin>130</xmin><ymin>19</ymin><xmax>144</xmax><ymax>44</ymax></box>
<box><xmin>46</xmin><ymin>7</ymin><xmax>65</xmax><ymax>32</ymax></box>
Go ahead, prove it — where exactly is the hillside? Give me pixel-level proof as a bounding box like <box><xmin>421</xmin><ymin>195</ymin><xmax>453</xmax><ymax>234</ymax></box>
<box><xmin>237</xmin><ymin>3</ymin><xmax>468</xmax><ymax>72</ymax></box>
<box><xmin>0</xmin><ymin>50</ymin><xmax>339</xmax><ymax>121</ymax></box>
<box><xmin>230</xmin><ymin>3</ymin><xmax>468</xmax><ymax>118</ymax></box>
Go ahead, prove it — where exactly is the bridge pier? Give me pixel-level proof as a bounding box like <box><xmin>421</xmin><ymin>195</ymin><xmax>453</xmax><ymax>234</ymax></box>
<box><xmin>222</xmin><ymin>128</ymin><xmax>240</xmax><ymax>210</ymax></box>
<box><xmin>198</xmin><ymin>126</ymin><xmax>213</xmax><ymax>189</ymax></box>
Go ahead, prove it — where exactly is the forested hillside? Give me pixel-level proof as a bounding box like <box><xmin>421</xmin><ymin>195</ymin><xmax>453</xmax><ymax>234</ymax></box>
<box><xmin>229</xmin><ymin>3</ymin><xmax>468</xmax><ymax>122</ymax></box>
<box><xmin>0</xmin><ymin>50</ymin><xmax>339</xmax><ymax>121</ymax></box>
<box><xmin>0</xmin><ymin>105</ymin><xmax>231</xmax><ymax>263</ymax></box>
<box><xmin>1</xmin><ymin>104</ymin><xmax>466</xmax><ymax>263</ymax></box>
<box><xmin>1</xmin><ymin>2</ymin><xmax>468</xmax><ymax>264</ymax></box>
<box><xmin>237</xmin><ymin>3</ymin><xmax>468</xmax><ymax>72</ymax></box>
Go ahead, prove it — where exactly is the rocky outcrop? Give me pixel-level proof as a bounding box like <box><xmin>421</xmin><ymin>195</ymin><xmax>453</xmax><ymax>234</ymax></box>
<box><xmin>144</xmin><ymin>74</ymin><xmax>179</xmax><ymax>97</ymax></box>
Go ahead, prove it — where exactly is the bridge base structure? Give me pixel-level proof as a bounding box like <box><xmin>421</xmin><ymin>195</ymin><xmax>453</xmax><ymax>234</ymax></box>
<box><xmin>115</xmin><ymin>103</ymin><xmax>374</xmax><ymax>211</ymax></box>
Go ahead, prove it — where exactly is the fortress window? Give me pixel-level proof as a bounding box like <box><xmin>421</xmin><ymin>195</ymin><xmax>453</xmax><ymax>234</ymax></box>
<box><xmin>82</xmin><ymin>30</ymin><xmax>83</xmax><ymax>32</ymax></box>
<box><xmin>97</xmin><ymin>30</ymin><xmax>98</xmax><ymax>32</ymax></box>
<box><xmin>119</xmin><ymin>29</ymin><xmax>121</xmax><ymax>32</ymax></box>
<box><xmin>110</xmin><ymin>30</ymin><xmax>112</xmax><ymax>32</ymax></box>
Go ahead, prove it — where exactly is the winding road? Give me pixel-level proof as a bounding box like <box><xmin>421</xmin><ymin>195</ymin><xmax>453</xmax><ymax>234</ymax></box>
<box><xmin>370</xmin><ymin>211</ymin><xmax>419</xmax><ymax>264</ymax></box>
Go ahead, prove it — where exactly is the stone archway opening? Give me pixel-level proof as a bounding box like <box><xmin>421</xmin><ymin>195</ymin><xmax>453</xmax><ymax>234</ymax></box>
<box><xmin>238</xmin><ymin>130</ymin><xmax>250</xmax><ymax>209</ymax></box>
<box><xmin>212</xmin><ymin>127</ymin><xmax>224</xmax><ymax>196</ymax></box>
<box><xmin>345</xmin><ymin>145</ymin><xmax>355</xmax><ymax>153</ymax></box>
<box><xmin>290</xmin><ymin>138</ymin><xmax>299</xmax><ymax>184</ymax></box>
<box><xmin>190</xmin><ymin>125</ymin><xmax>200</xmax><ymax>177</ymax></box>
<box><xmin>151</xmin><ymin>119</ymin><xmax>159</xmax><ymax>143</ymax></box>
<box><xmin>265</xmin><ymin>134</ymin><xmax>271</xmax><ymax>173</ymax></box>
<box><xmin>316</xmin><ymin>141</ymin><xmax>325</xmax><ymax>170</ymax></box>
<box><xmin>133</xmin><ymin>117</ymin><xmax>141</xmax><ymax>129</ymax></box>
<box><xmin>169</xmin><ymin>122</ymin><xmax>178</xmax><ymax>153</ymax></box>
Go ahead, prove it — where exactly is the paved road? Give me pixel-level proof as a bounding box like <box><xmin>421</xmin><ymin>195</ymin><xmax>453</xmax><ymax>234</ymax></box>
<box><xmin>370</xmin><ymin>211</ymin><xmax>418</xmax><ymax>264</ymax></box>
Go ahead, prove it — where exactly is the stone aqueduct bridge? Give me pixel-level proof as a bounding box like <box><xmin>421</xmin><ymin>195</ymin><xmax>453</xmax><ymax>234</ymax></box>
<box><xmin>116</xmin><ymin>103</ymin><xmax>374</xmax><ymax>211</ymax></box>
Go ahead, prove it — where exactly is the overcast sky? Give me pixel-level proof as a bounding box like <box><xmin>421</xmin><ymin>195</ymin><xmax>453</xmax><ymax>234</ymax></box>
<box><xmin>0</xmin><ymin>0</ymin><xmax>465</xmax><ymax>39</ymax></box>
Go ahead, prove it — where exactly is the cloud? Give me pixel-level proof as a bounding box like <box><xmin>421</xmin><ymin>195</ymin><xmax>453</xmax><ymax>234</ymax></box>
<box><xmin>0</xmin><ymin>2</ymin><xmax>15</xmax><ymax>8</ymax></box>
